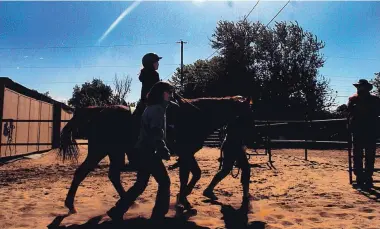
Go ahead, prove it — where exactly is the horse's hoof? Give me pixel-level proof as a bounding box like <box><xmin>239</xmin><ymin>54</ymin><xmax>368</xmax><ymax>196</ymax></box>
<box><xmin>203</xmin><ymin>189</ymin><xmax>218</xmax><ymax>201</ymax></box>
<box><xmin>65</xmin><ymin>201</ymin><xmax>77</xmax><ymax>214</ymax></box>
<box><xmin>68</xmin><ymin>207</ymin><xmax>77</xmax><ymax>214</ymax></box>
<box><xmin>107</xmin><ymin>207</ymin><xmax>123</xmax><ymax>222</ymax></box>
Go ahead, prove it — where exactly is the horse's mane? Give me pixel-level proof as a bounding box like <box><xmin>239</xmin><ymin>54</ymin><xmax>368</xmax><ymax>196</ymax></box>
<box><xmin>84</xmin><ymin>104</ymin><xmax>130</xmax><ymax>111</ymax></box>
<box><xmin>178</xmin><ymin>95</ymin><xmax>246</xmax><ymax>105</ymax></box>
<box><xmin>173</xmin><ymin>95</ymin><xmax>248</xmax><ymax>115</ymax></box>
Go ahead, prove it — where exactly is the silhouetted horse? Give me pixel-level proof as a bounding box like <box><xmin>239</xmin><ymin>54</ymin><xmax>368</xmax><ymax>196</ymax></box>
<box><xmin>59</xmin><ymin>96</ymin><xmax>253</xmax><ymax>214</ymax></box>
<box><xmin>172</xmin><ymin>95</ymin><xmax>254</xmax><ymax>208</ymax></box>
<box><xmin>59</xmin><ymin>105</ymin><xmax>137</xmax><ymax>214</ymax></box>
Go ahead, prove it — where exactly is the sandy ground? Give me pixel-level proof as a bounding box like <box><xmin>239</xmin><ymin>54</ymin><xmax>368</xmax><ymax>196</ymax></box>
<box><xmin>1</xmin><ymin>144</ymin><xmax>380</xmax><ymax>229</ymax></box>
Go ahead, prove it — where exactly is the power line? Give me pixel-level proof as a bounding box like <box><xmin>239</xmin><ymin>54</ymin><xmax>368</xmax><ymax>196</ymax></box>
<box><xmin>206</xmin><ymin>0</ymin><xmax>261</xmax><ymax>61</ymax></box>
<box><xmin>162</xmin><ymin>49</ymin><xmax>219</xmax><ymax>81</ymax></box>
<box><xmin>205</xmin><ymin>50</ymin><xmax>219</xmax><ymax>61</ymax></box>
<box><xmin>36</xmin><ymin>80</ymin><xmax>113</xmax><ymax>84</ymax></box>
<box><xmin>0</xmin><ymin>64</ymin><xmax>179</xmax><ymax>69</ymax></box>
<box><xmin>163</xmin><ymin>70</ymin><xmax>176</xmax><ymax>81</ymax></box>
<box><xmin>0</xmin><ymin>42</ymin><xmax>173</xmax><ymax>50</ymax></box>
<box><xmin>165</xmin><ymin>0</ymin><xmax>293</xmax><ymax>82</ymax></box>
<box><xmin>243</xmin><ymin>0</ymin><xmax>260</xmax><ymax>21</ymax></box>
<box><xmin>325</xmin><ymin>75</ymin><xmax>368</xmax><ymax>79</ymax></box>
<box><xmin>266</xmin><ymin>0</ymin><xmax>291</xmax><ymax>27</ymax></box>
<box><xmin>206</xmin><ymin>0</ymin><xmax>289</xmax><ymax>61</ymax></box>
<box><xmin>325</xmin><ymin>56</ymin><xmax>380</xmax><ymax>61</ymax></box>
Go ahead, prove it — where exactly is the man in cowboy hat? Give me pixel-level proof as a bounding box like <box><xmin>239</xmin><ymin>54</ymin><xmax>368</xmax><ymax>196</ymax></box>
<box><xmin>347</xmin><ymin>79</ymin><xmax>380</xmax><ymax>188</ymax></box>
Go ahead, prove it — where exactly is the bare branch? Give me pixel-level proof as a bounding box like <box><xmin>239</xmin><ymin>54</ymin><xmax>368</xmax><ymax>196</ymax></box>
<box><xmin>113</xmin><ymin>74</ymin><xmax>133</xmax><ymax>104</ymax></box>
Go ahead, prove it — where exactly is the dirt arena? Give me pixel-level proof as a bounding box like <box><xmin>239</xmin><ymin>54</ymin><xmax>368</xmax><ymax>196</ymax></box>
<box><xmin>1</xmin><ymin>143</ymin><xmax>380</xmax><ymax>229</ymax></box>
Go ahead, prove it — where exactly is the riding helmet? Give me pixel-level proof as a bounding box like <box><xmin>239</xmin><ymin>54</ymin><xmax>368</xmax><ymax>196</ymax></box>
<box><xmin>142</xmin><ymin>53</ymin><xmax>162</xmax><ymax>68</ymax></box>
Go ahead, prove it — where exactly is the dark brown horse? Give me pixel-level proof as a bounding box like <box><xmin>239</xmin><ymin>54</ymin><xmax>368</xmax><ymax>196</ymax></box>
<box><xmin>59</xmin><ymin>104</ymin><xmax>137</xmax><ymax>214</ymax></box>
<box><xmin>59</xmin><ymin>96</ymin><xmax>253</xmax><ymax>214</ymax></box>
<box><xmin>171</xmin><ymin>95</ymin><xmax>254</xmax><ymax>208</ymax></box>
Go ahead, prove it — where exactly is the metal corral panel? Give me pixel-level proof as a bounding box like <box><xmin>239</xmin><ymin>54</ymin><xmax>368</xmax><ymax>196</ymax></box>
<box><xmin>0</xmin><ymin>78</ymin><xmax>71</xmax><ymax>158</ymax></box>
<box><xmin>28</xmin><ymin>99</ymin><xmax>40</xmax><ymax>152</ymax></box>
<box><xmin>39</xmin><ymin>102</ymin><xmax>52</xmax><ymax>151</ymax></box>
<box><xmin>0</xmin><ymin>88</ymin><xmax>54</xmax><ymax>158</ymax></box>
<box><xmin>1</xmin><ymin>88</ymin><xmax>18</xmax><ymax>156</ymax></box>
<box><xmin>15</xmin><ymin>94</ymin><xmax>30</xmax><ymax>156</ymax></box>
<box><xmin>48</xmin><ymin>105</ymin><xmax>53</xmax><ymax>146</ymax></box>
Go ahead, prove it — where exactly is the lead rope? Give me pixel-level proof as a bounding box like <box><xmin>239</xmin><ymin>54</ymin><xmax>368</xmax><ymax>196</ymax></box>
<box><xmin>231</xmin><ymin>162</ymin><xmax>241</xmax><ymax>179</ymax></box>
<box><xmin>218</xmin><ymin>127</ymin><xmax>241</xmax><ymax>179</ymax></box>
<box><xmin>173</xmin><ymin>92</ymin><xmax>201</xmax><ymax>111</ymax></box>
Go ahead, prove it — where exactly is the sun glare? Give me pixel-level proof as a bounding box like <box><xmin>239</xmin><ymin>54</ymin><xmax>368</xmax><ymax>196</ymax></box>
<box><xmin>192</xmin><ymin>0</ymin><xmax>205</xmax><ymax>6</ymax></box>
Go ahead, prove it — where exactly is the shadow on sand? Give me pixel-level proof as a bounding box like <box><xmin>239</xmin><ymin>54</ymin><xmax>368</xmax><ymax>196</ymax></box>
<box><xmin>353</xmin><ymin>183</ymin><xmax>380</xmax><ymax>202</ymax></box>
<box><xmin>203</xmin><ymin>199</ymin><xmax>266</xmax><ymax>229</ymax></box>
<box><xmin>47</xmin><ymin>214</ymin><xmax>209</xmax><ymax>229</ymax></box>
<box><xmin>48</xmin><ymin>198</ymin><xmax>267</xmax><ymax>229</ymax></box>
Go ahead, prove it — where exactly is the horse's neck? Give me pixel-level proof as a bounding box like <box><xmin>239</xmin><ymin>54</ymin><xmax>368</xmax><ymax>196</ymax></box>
<box><xmin>180</xmin><ymin>99</ymin><xmax>236</xmax><ymax>137</ymax></box>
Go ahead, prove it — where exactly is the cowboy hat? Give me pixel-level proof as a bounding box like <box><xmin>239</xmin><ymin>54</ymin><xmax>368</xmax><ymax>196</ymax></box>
<box><xmin>353</xmin><ymin>79</ymin><xmax>373</xmax><ymax>91</ymax></box>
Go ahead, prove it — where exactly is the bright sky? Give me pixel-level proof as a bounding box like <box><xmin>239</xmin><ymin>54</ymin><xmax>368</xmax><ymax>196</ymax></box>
<box><xmin>0</xmin><ymin>1</ymin><xmax>379</xmax><ymax>106</ymax></box>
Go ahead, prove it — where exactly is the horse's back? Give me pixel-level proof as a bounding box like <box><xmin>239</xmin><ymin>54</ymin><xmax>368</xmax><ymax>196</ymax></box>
<box><xmin>76</xmin><ymin>105</ymin><xmax>135</xmax><ymax>146</ymax></box>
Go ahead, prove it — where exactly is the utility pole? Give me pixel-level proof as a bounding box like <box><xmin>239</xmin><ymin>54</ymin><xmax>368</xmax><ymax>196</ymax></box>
<box><xmin>176</xmin><ymin>40</ymin><xmax>187</xmax><ymax>87</ymax></box>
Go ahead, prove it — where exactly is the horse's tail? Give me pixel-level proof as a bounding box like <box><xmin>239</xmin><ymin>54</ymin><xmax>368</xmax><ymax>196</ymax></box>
<box><xmin>58</xmin><ymin>113</ymin><xmax>80</xmax><ymax>162</ymax></box>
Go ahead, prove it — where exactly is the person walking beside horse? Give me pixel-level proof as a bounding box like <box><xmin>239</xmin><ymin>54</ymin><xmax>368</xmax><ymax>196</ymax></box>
<box><xmin>107</xmin><ymin>81</ymin><xmax>173</xmax><ymax>222</ymax></box>
<box><xmin>126</xmin><ymin>53</ymin><xmax>178</xmax><ymax>170</ymax></box>
<box><xmin>348</xmin><ymin>79</ymin><xmax>380</xmax><ymax>188</ymax></box>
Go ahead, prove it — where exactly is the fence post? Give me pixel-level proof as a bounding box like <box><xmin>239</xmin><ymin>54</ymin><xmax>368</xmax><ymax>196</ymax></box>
<box><xmin>266</xmin><ymin>120</ymin><xmax>272</xmax><ymax>162</ymax></box>
<box><xmin>304</xmin><ymin>119</ymin><xmax>308</xmax><ymax>161</ymax></box>
<box><xmin>52</xmin><ymin>103</ymin><xmax>62</xmax><ymax>149</ymax></box>
<box><xmin>0</xmin><ymin>82</ymin><xmax>5</xmax><ymax>158</ymax></box>
<box><xmin>347</xmin><ymin>117</ymin><xmax>353</xmax><ymax>184</ymax></box>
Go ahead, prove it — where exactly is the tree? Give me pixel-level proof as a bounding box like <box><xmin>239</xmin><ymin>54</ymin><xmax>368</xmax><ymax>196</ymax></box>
<box><xmin>175</xmin><ymin>20</ymin><xmax>335</xmax><ymax>119</ymax></box>
<box><xmin>68</xmin><ymin>78</ymin><xmax>114</xmax><ymax>108</ymax></box>
<box><xmin>42</xmin><ymin>91</ymin><xmax>52</xmax><ymax>98</ymax></box>
<box><xmin>169</xmin><ymin>57</ymin><xmax>225</xmax><ymax>98</ymax></box>
<box><xmin>113</xmin><ymin>74</ymin><xmax>132</xmax><ymax>105</ymax></box>
<box><xmin>370</xmin><ymin>72</ymin><xmax>380</xmax><ymax>96</ymax></box>
<box><xmin>31</xmin><ymin>90</ymin><xmax>52</xmax><ymax>98</ymax></box>
<box><xmin>334</xmin><ymin>104</ymin><xmax>348</xmax><ymax>118</ymax></box>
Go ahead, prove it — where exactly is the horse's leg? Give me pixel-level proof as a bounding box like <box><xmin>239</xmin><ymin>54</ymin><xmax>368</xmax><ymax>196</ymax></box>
<box><xmin>108</xmin><ymin>148</ymin><xmax>126</xmax><ymax>198</ymax></box>
<box><xmin>176</xmin><ymin>154</ymin><xmax>201</xmax><ymax>210</ymax></box>
<box><xmin>184</xmin><ymin>155</ymin><xmax>201</xmax><ymax>197</ymax></box>
<box><xmin>239</xmin><ymin>151</ymin><xmax>251</xmax><ymax>200</ymax></box>
<box><xmin>203</xmin><ymin>158</ymin><xmax>234</xmax><ymax>200</ymax></box>
<box><xmin>65</xmin><ymin>145</ymin><xmax>105</xmax><ymax>214</ymax></box>
<box><xmin>177</xmin><ymin>156</ymin><xmax>191</xmax><ymax>207</ymax></box>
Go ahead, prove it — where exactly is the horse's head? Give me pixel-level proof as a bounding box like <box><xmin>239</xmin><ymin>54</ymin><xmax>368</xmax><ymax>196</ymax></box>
<box><xmin>230</xmin><ymin>95</ymin><xmax>253</xmax><ymax>117</ymax></box>
<box><xmin>173</xmin><ymin>93</ymin><xmax>254</xmax><ymax>132</ymax></box>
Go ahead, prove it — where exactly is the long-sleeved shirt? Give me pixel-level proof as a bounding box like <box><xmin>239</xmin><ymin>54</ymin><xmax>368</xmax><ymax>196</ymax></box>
<box><xmin>347</xmin><ymin>93</ymin><xmax>380</xmax><ymax>134</ymax></box>
<box><xmin>135</xmin><ymin>102</ymin><xmax>169</xmax><ymax>154</ymax></box>
<box><xmin>139</xmin><ymin>68</ymin><xmax>160</xmax><ymax>103</ymax></box>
